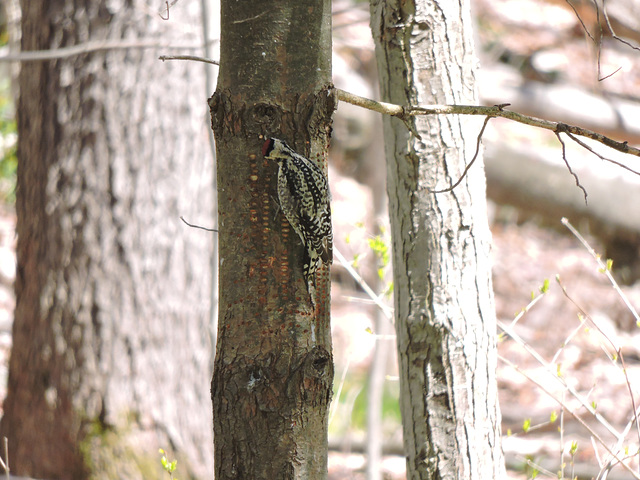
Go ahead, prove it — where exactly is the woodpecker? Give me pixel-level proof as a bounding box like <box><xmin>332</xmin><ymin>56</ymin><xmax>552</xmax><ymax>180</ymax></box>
<box><xmin>262</xmin><ymin>137</ymin><xmax>333</xmax><ymax>281</ymax></box>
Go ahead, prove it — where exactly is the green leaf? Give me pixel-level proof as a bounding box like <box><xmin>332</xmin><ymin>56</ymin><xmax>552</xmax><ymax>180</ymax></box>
<box><xmin>539</xmin><ymin>279</ymin><xmax>550</xmax><ymax>293</ymax></box>
<box><xmin>550</xmin><ymin>411</ymin><xmax>557</xmax><ymax>423</ymax></box>
<box><xmin>522</xmin><ymin>418</ymin><xmax>531</xmax><ymax>433</ymax></box>
<box><xmin>367</xmin><ymin>235</ymin><xmax>389</xmax><ymax>267</ymax></box>
<box><xmin>570</xmin><ymin>441</ymin><xmax>578</xmax><ymax>455</ymax></box>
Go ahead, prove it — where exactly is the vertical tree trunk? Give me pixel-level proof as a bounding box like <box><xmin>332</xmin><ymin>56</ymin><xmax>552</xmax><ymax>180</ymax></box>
<box><xmin>0</xmin><ymin>1</ymin><xmax>214</xmax><ymax>478</ymax></box>
<box><xmin>371</xmin><ymin>0</ymin><xmax>506</xmax><ymax>479</ymax></box>
<box><xmin>210</xmin><ymin>1</ymin><xmax>334</xmax><ymax>479</ymax></box>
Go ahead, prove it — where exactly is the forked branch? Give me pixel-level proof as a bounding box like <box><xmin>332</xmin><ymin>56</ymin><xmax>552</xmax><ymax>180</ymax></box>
<box><xmin>336</xmin><ymin>88</ymin><xmax>640</xmax><ymax>199</ymax></box>
<box><xmin>336</xmin><ymin>88</ymin><xmax>640</xmax><ymax>161</ymax></box>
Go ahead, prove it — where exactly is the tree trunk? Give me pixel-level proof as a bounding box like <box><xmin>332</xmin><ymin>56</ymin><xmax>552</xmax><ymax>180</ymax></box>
<box><xmin>210</xmin><ymin>1</ymin><xmax>334</xmax><ymax>479</ymax></box>
<box><xmin>370</xmin><ymin>0</ymin><xmax>506</xmax><ymax>479</ymax></box>
<box><xmin>0</xmin><ymin>1</ymin><xmax>214</xmax><ymax>478</ymax></box>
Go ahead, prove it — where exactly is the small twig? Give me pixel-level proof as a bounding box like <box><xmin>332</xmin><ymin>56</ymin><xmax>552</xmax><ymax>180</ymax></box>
<box><xmin>430</xmin><ymin>115</ymin><xmax>492</xmax><ymax>193</ymax></box>
<box><xmin>561</xmin><ymin>217</ymin><xmax>640</xmax><ymax>326</ymax></box>
<box><xmin>555</xmin><ymin>127</ymin><xmax>588</xmax><ymax>204</ymax></box>
<box><xmin>329</xmin><ymin>355</ymin><xmax>352</xmax><ymax>426</ymax></box>
<box><xmin>159</xmin><ymin>0</ymin><xmax>180</xmax><ymax>20</ymax></box>
<box><xmin>232</xmin><ymin>11</ymin><xmax>269</xmax><ymax>24</ymax></box>
<box><xmin>159</xmin><ymin>1</ymin><xmax>169</xmax><ymax>20</ymax></box>
<box><xmin>0</xmin><ymin>437</ymin><xmax>8</xmax><ymax>480</ymax></box>
<box><xmin>564</xmin><ymin>130</ymin><xmax>639</xmax><ymax>177</ymax></box>
<box><xmin>601</xmin><ymin>0</ymin><xmax>640</xmax><ymax>53</ymax></box>
<box><xmin>599</xmin><ymin>66</ymin><xmax>623</xmax><ymax>82</ymax></box>
<box><xmin>334</xmin><ymin>247</ymin><xmax>393</xmax><ymax>320</ymax></box>
<box><xmin>594</xmin><ymin>0</ymin><xmax>605</xmax><ymax>81</ymax></box>
<box><xmin>560</xmin><ymin>394</ymin><xmax>566</xmax><ymax>480</ymax></box>
<box><xmin>0</xmin><ymin>39</ymin><xmax>207</xmax><ymax>62</ymax></box>
<box><xmin>505</xmin><ymin>285</ymin><xmax>547</xmax><ymax>332</ymax></box>
<box><xmin>180</xmin><ymin>216</ymin><xmax>218</xmax><ymax>232</ymax></box>
<box><xmin>159</xmin><ymin>54</ymin><xmax>219</xmax><ymax>65</ymax></box>
<box><xmin>565</xmin><ymin>0</ymin><xmax>596</xmax><ymax>43</ymax></box>
<box><xmin>549</xmin><ymin>312</ymin><xmax>586</xmax><ymax>366</ymax></box>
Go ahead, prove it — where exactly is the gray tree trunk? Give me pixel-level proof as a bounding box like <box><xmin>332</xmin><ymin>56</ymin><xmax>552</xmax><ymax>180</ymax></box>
<box><xmin>210</xmin><ymin>1</ymin><xmax>334</xmax><ymax>479</ymax></box>
<box><xmin>370</xmin><ymin>0</ymin><xmax>506</xmax><ymax>478</ymax></box>
<box><xmin>0</xmin><ymin>1</ymin><xmax>214</xmax><ymax>478</ymax></box>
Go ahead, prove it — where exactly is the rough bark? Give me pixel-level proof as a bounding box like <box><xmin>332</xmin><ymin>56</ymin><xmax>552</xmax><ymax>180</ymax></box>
<box><xmin>0</xmin><ymin>1</ymin><xmax>214</xmax><ymax>478</ymax></box>
<box><xmin>210</xmin><ymin>1</ymin><xmax>334</xmax><ymax>479</ymax></box>
<box><xmin>370</xmin><ymin>0</ymin><xmax>506</xmax><ymax>479</ymax></box>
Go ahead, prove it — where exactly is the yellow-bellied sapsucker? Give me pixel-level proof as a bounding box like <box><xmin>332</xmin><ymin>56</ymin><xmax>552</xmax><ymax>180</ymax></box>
<box><xmin>262</xmin><ymin>137</ymin><xmax>333</xmax><ymax>281</ymax></box>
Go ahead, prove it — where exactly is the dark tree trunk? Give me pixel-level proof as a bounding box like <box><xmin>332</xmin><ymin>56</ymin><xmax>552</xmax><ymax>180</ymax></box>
<box><xmin>0</xmin><ymin>1</ymin><xmax>215</xmax><ymax>478</ymax></box>
<box><xmin>210</xmin><ymin>1</ymin><xmax>334</xmax><ymax>479</ymax></box>
<box><xmin>371</xmin><ymin>0</ymin><xmax>506</xmax><ymax>478</ymax></box>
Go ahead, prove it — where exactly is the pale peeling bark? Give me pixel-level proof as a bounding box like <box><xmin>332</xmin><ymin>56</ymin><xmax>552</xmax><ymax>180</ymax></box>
<box><xmin>370</xmin><ymin>0</ymin><xmax>506</xmax><ymax>479</ymax></box>
<box><xmin>0</xmin><ymin>1</ymin><xmax>214</xmax><ymax>478</ymax></box>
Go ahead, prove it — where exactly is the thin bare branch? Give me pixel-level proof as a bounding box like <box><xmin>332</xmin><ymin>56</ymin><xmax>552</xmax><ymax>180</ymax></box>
<box><xmin>336</xmin><ymin>88</ymin><xmax>405</xmax><ymax>117</ymax></box>
<box><xmin>336</xmin><ymin>88</ymin><xmax>640</xmax><ymax>160</ymax></box>
<box><xmin>334</xmin><ymin>247</ymin><xmax>393</xmax><ymax>321</ymax></box>
<box><xmin>159</xmin><ymin>0</ymin><xmax>180</xmax><ymax>20</ymax></box>
<box><xmin>0</xmin><ymin>437</ymin><xmax>7</xmax><ymax>479</ymax></box>
<box><xmin>564</xmin><ymin>130</ymin><xmax>640</xmax><ymax>176</ymax></box>
<box><xmin>599</xmin><ymin>65</ymin><xmax>623</xmax><ymax>82</ymax></box>
<box><xmin>601</xmin><ymin>0</ymin><xmax>640</xmax><ymax>53</ymax></box>
<box><xmin>159</xmin><ymin>1</ymin><xmax>169</xmax><ymax>20</ymax></box>
<box><xmin>561</xmin><ymin>217</ymin><xmax>640</xmax><ymax>325</ymax></box>
<box><xmin>180</xmin><ymin>216</ymin><xmax>218</xmax><ymax>232</ymax></box>
<box><xmin>565</xmin><ymin>0</ymin><xmax>596</xmax><ymax>43</ymax></box>
<box><xmin>430</xmin><ymin>116</ymin><xmax>492</xmax><ymax>193</ymax></box>
<box><xmin>555</xmin><ymin>130</ymin><xmax>588</xmax><ymax>204</ymax></box>
<box><xmin>0</xmin><ymin>39</ymin><xmax>206</xmax><ymax>62</ymax></box>
<box><xmin>159</xmin><ymin>54</ymin><xmax>219</xmax><ymax>65</ymax></box>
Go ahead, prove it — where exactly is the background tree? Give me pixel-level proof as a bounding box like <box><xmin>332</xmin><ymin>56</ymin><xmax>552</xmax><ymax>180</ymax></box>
<box><xmin>0</xmin><ymin>1</ymin><xmax>215</xmax><ymax>478</ymax></box>
<box><xmin>209</xmin><ymin>0</ymin><xmax>335</xmax><ymax>478</ymax></box>
<box><xmin>370</xmin><ymin>0</ymin><xmax>506</xmax><ymax>478</ymax></box>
